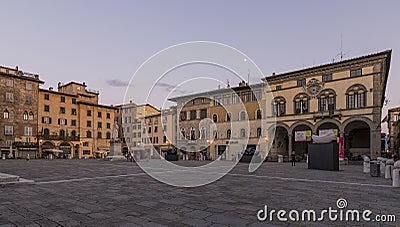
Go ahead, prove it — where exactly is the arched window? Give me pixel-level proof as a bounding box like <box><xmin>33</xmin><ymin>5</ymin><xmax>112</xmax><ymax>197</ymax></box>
<box><xmin>293</xmin><ymin>93</ymin><xmax>310</xmax><ymax>114</ymax></box>
<box><xmin>212</xmin><ymin>114</ymin><xmax>218</xmax><ymax>123</ymax></box>
<box><xmin>23</xmin><ymin>111</ymin><xmax>28</xmax><ymax>121</ymax></box>
<box><xmin>272</xmin><ymin>97</ymin><xmax>286</xmax><ymax>116</ymax></box>
<box><xmin>28</xmin><ymin>111</ymin><xmax>34</xmax><ymax>121</ymax></box>
<box><xmin>256</xmin><ymin>109</ymin><xmax>263</xmax><ymax>119</ymax></box>
<box><xmin>200</xmin><ymin>127</ymin><xmax>206</xmax><ymax>139</ymax></box>
<box><xmin>86</xmin><ymin>131</ymin><xmax>92</xmax><ymax>138</ymax></box>
<box><xmin>3</xmin><ymin>109</ymin><xmax>9</xmax><ymax>119</ymax></box>
<box><xmin>346</xmin><ymin>84</ymin><xmax>367</xmax><ymax>109</ymax></box>
<box><xmin>257</xmin><ymin>127</ymin><xmax>262</xmax><ymax>137</ymax></box>
<box><xmin>71</xmin><ymin>130</ymin><xmax>77</xmax><ymax>137</ymax></box>
<box><xmin>227</xmin><ymin>129</ymin><xmax>231</xmax><ymax>138</ymax></box>
<box><xmin>43</xmin><ymin>128</ymin><xmax>50</xmax><ymax>136</ymax></box>
<box><xmin>190</xmin><ymin>127</ymin><xmax>196</xmax><ymax>140</ymax></box>
<box><xmin>240</xmin><ymin>129</ymin><xmax>246</xmax><ymax>138</ymax></box>
<box><xmin>239</xmin><ymin>111</ymin><xmax>247</xmax><ymax>121</ymax></box>
<box><xmin>180</xmin><ymin>128</ymin><xmax>186</xmax><ymax>140</ymax></box>
<box><xmin>226</xmin><ymin>112</ymin><xmax>232</xmax><ymax>122</ymax></box>
<box><xmin>59</xmin><ymin>129</ymin><xmax>65</xmax><ymax>137</ymax></box>
<box><xmin>318</xmin><ymin>89</ymin><xmax>336</xmax><ymax>112</ymax></box>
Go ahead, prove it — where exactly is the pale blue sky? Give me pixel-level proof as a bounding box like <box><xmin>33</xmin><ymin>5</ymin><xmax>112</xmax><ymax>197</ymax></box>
<box><xmin>1</xmin><ymin>0</ymin><xmax>399</xmax><ymax>117</ymax></box>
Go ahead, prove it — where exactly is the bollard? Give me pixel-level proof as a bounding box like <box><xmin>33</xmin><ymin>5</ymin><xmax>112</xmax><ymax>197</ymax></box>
<box><xmin>363</xmin><ymin>156</ymin><xmax>370</xmax><ymax>173</ymax></box>
<box><xmin>278</xmin><ymin>155</ymin><xmax>283</xmax><ymax>163</ymax></box>
<box><xmin>385</xmin><ymin>159</ymin><xmax>394</xmax><ymax>179</ymax></box>
<box><xmin>379</xmin><ymin>158</ymin><xmax>387</xmax><ymax>177</ymax></box>
<box><xmin>392</xmin><ymin>161</ymin><xmax>400</xmax><ymax>187</ymax></box>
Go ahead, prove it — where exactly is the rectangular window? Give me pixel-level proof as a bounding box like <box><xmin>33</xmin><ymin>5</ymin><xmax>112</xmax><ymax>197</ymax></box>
<box><xmin>5</xmin><ymin>125</ymin><xmax>13</xmax><ymax>135</ymax></box>
<box><xmin>133</xmin><ymin>132</ymin><xmax>137</xmax><ymax>138</ymax></box>
<box><xmin>44</xmin><ymin>105</ymin><xmax>50</xmax><ymax>112</ymax></box>
<box><xmin>72</xmin><ymin>98</ymin><xmax>77</xmax><ymax>104</ymax></box>
<box><xmin>71</xmin><ymin>108</ymin><xmax>77</xmax><ymax>115</ymax></box>
<box><xmin>87</xmin><ymin>121</ymin><xmax>92</xmax><ymax>127</ymax></box>
<box><xmin>58</xmin><ymin>118</ymin><xmax>67</xmax><ymax>125</ymax></box>
<box><xmin>106</xmin><ymin>113</ymin><xmax>110</xmax><ymax>119</ymax></box>
<box><xmin>297</xmin><ymin>79</ymin><xmax>306</xmax><ymax>87</ymax></box>
<box><xmin>154</xmin><ymin>126</ymin><xmax>158</xmax><ymax>133</ymax></box>
<box><xmin>83</xmin><ymin>150</ymin><xmax>90</xmax><ymax>155</ymax></box>
<box><xmin>241</xmin><ymin>91</ymin><xmax>251</xmax><ymax>102</ymax></box>
<box><xmin>44</xmin><ymin>93</ymin><xmax>49</xmax><ymax>100</ymax></box>
<box><xmin>83</xmin><ymin>142</ymin><xmax>89</xmax><ymax>147</ymax></box>
<box><xmin>25</xmin><ymin>96</ymin><xmax>32</xmax><ymax>105</ymax></box>
<box><xmin>60</xmin><ymin>107</ymin><xmax>66</xmax><ymax>114</ymax></box>
<box><xmin>148</xmin><ymin>127</ymin><xmax>152</xmax><ymax>133</ymax></box>
<box><xmin>253</xmin><ymin>90</ymin><xmax>262</xmax><ymax>101</ymax></box>
<box><xmin>163</xmin><ymin>136</ymin><xmax>167</xmax><ymax>143</ymax></box>
<box><xmin>190</xmin><ymin>110</ymin><xmax>197</xmax><ymax>120</ymax></box>
<box><xmin>200</xmin><ymin>109</ymin><xmax>207</xmax><ymax>119</ymax></box>
<box><xmin>6</xmin><ymin>79</ymin><xmax>13</xmax><ymax>87</ymax></box>
<box><xmin>322</xmin><ymin>74</ymin><xmax>332</xmax><ymax>82</ymax></box>
<box><xmin>107</xmin><ymin>123</ymin><xmax>111</xmax><ymax>129</ymax></box>
<box><xmin>350</xmin><ymin>69</ymin><xmax>362</xmax><ymax>77</ymax></box>
<box><xmin>97</xmin><ymin>132</ymin><xmax>102</xmax><ymax>139</ymax></box>
<box><xmin>180</xmin><ymin>111</ymin><xmax>187</xmax><ymax>121</ymax></box>
<box><xmin>26</xmin><ymin>83</ymin><xmax>32</xmax><ymax>90</ymax></box>
<box><xmin>71</xmin><ymin>119</ymin><xmax>76</xmax><ymax>126</ymax></box>
<box><xmin>98</xmin><ymin>122</ymin><xmax>102</xmax><ymax>128</ymax></box>
<box><xmin>24</xmin><ymin>126</ymin><xmax>33</xmax><ymax>136</ymax></box>
<box><xmin>5</xmin><ymin>93</ymin><xmax>14</xmax><ymax>102</ymax></box>
<box><xmin>276</xmin><ymin>85</ymin><xmax>282</xmax><ymax>90</ymax></box>
<box><xmin>60</xmin><ymin>96</ymin><xmax>65</xmax><ymax>102</ymax></box>
<box><xmin>223</xmin><ymin>94</ymin><xmax>231</xmax><ymax>105</ymax></box>
<box><xmin>87</xmin><ymin>110</ymin><xmax>92</xmax><ymax>116</ymax></box>
<box><xmin>98</xmin><ymin>112</ymin><xmax>102</xmax><ymax>118</ymax></box>
<box><xmin>42</xmin><ymin>117</ymin><xmax>52</xmax><ymax>124</ymax></box>
<box><xmin>6</xmin><ymin>140</ymin><xmax>13</xmax><ymax>147</ymax></box>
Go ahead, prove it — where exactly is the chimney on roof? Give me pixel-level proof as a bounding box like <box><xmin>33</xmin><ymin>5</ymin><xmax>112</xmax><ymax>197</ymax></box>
<box><xmin>83</xmin><ymin>82</ymin><xmax>86</xmax><ymax>86</ymax></box>
<box><xmin>58</xmin><ymin>82</ymin><xmax>61</xmax><ymax>88</ymax></box>
<box><xmin>130</xmin><ymin>100</ymin><xmax>133</xmax><ymax>104</ymax></box>
<box><xmin>49</xmin><ymin>87</ymin><xmax>53</xmax><ymax>91</ymax></box>
<box><xmin>15</xmin><ymin>66</ymin><xmax>18</xmax><ymax>71</ymax></box>
<box><xmin>239</xmin><ymin>80</ymin><xmax>247</xmax><ymax>87</ymax></box>
<box><xmin>272</xmin><ymin>72</ymin><xmax>276</xmax><ymax>76</ymax></box>
<box><xmin>34</xmin><ymin>74</ymin><xmax>39</xmax><ymax>79</ymax></box>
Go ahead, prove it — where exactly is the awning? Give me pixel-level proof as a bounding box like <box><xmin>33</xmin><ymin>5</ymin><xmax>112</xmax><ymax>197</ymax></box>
<box><xmin>43</xmin><ymin>149</ymin><xmax>64</xmax><ymax>153</ymax></box>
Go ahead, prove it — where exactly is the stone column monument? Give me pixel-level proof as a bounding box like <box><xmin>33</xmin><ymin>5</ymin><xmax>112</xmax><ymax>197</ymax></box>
<box><xmin>106</xmin><ymin>121</ymin><xmax>125</xmax><ymax>161</ymax></box>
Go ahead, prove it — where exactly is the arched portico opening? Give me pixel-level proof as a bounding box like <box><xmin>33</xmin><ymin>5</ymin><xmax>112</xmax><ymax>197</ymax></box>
<box><xmin>292</xmin><ymin>124</ymin><xmax>313</xmax><ymax>160</ymax></box>
<box><xmin>59</xmin><ymin>142</ymin><xmax>72</xmax><ymax>158</ymax></box>
<box><xmin>344</xmin><ymin>120</ymin><xmax>370</xmax><ymax>160</ymax></box>
<box><xmin>269</xmin><ymin>126</ymin><xmax>289</xmax><ymax>161</ymax></box>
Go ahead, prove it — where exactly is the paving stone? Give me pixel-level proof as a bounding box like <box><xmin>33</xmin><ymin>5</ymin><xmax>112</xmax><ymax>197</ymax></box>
<box><xmin>0</xmin><ymin>160</ymin><xmax>398</xmax><ymax>226</ymax></box>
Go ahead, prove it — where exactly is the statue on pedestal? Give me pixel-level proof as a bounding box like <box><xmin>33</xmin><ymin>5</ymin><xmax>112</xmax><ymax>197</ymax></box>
<box><xmin>112</xmin><ymin>120</ymin><xmax>120</xmax><ymax>142</ymax></box>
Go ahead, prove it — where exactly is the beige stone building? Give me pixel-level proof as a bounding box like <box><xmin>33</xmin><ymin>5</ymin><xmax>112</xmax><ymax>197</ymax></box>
<box><xmin>264</xmin><ymin>50</ymin><xmax>391</xmax><ymax>160</ymax></box>
<box><xmin>0</xmin><ymin>66</ymin><xmax>43</xmax><ymax>158</ymax></box>
<box><xmin>168</xmin><ymin>50</ymin><xmax>392</xmax><ymax>160</ymax></box>
<box><xmin>38</xmin><ymin>82</ymin><xmax>115</xmax><ymax>158</ymax></box>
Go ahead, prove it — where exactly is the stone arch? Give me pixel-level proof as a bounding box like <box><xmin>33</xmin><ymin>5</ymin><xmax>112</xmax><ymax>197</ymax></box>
<box><xmin>315</xmin><ymin>118</ymin><xmax>342</xmax><ymax>132</ymax></box>
<box><xmin>289</xmin><ymin>120</ymin><xmax>315</xmax><ymax>134</ymax></box>
<box><xmin>342</xmin><ymin>116</ymin><xmax>373</xmax><ymax>131</ymax></box>
<box><xmin>268</xmin><ymin>122</ymin><xmax>290</xmax><ymax>133</ymax></box>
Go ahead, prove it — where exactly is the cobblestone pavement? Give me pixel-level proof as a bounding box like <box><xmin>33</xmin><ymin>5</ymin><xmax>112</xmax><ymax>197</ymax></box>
<box><xmin>0</xmin><ymin>159</ymin><xmax>399</xmax><ymax>226</ymax></box>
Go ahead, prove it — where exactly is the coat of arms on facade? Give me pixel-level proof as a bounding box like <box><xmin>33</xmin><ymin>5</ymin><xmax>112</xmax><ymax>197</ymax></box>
<box><xmin>303</xmin><ymin>78</ymin><xmax>324</xmax><ymax>98</ymax></box>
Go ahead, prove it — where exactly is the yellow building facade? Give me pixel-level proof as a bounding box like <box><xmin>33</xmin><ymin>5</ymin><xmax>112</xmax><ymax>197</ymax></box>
<box><xmin>38</xmin><ymin>82</ymin><xmax>115</xmax><ymax>159</ymax></box>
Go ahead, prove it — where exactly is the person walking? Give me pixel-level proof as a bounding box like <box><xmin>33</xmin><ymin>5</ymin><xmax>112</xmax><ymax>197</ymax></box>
<box><xmin>291</xmin><ymin>151</ymin><xmax>296</xmax><ymax>166</ymax></box>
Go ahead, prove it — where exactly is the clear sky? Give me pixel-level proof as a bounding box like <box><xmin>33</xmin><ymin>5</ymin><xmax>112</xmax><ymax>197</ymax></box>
<box><xmin>1</xmin><ymin>0</ymin><xmax>399</xmax><ymax>120</ymax></box>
